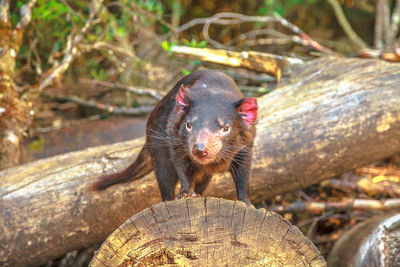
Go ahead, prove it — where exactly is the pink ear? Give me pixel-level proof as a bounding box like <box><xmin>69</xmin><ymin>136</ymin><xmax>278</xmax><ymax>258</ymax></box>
<box><xmin>237</xmin><ymin>97</ymin><xmax>258</xmax><ymax>127</ymax></box>
<box><xmin>176</xmin><ymin>84</ymin><xmax>189</xmax><ymax>110</ymax></box>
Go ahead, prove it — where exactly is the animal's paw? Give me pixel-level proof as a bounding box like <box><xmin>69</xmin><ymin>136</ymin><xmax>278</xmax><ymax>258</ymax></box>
<box><xmin>176</xmin><ymin>191</ymin><xmax>201</xmax><ymax>199</ymax></box>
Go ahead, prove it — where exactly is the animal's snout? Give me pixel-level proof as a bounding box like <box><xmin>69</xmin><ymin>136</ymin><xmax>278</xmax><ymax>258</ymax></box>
<box><xmin>192</xmin><ymin>143</ymin><xmax>208</xmax><ymax>159</ymax></box>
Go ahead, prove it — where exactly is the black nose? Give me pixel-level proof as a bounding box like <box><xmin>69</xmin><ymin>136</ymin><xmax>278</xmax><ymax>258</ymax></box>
<box><xmin>193</xmin><ymin>143</ymin><xmax>208</xmax><ymax>158</ymax></box>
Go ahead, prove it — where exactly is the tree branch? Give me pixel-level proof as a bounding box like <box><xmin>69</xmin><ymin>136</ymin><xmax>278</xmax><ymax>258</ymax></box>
<box><xmin>273</xmin><ymin>13</ymin><xmax>336</xmax><ymax>55</ymax></box>
<box><xmin>15</xmin><ymin>0</ymin><xmax>38</xmax><ymax>30</ymax></box>
<box><xmin>327</xmin><ymin>0</ymin><xmax>369</xmax><ymax>49</ymax></box>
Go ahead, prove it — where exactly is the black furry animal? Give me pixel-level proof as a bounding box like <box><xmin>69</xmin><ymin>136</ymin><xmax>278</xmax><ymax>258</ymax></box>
<box><xmin>91</xmin><ymin>70</ymin><xmax>258</xmax><ymax>204</ymax></box>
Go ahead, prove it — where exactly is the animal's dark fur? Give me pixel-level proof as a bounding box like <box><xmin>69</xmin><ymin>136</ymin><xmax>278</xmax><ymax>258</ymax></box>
<box><xmin>91</xmin><ymin>70</ymin><xmax>257</xmax><ymax>204</ymax></box>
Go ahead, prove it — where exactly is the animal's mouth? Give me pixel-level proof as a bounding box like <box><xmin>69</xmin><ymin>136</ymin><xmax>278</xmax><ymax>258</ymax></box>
<box><xmin>191</xmin><ymin>154</ymin><xmax>215</xmax><ymax>165</ymax></box>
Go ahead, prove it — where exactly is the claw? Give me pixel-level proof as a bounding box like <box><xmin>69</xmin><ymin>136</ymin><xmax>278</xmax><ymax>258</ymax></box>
<box><xmin>176</xmin><ymin>191</ymin><xmax>200</xmax><ymax>199</ymax></box>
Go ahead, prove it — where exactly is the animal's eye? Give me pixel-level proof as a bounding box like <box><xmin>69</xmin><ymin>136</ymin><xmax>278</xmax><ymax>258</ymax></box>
<box><xmin>221</xmin><ymin>125</ymin><xmax>230</xmax><ymax>133</ymax></box>
<box><xmin>185</xmin><ymin>122</ymin><xmax>192</xmax><ymax>130</ymax></box>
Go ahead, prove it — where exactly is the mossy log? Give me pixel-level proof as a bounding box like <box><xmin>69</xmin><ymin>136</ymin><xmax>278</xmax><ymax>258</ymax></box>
<box><xmin>1</xmin><ymin>57</ymin><xmax>400</xmax><ymax>266</ymax></box>
<box><xmin>90</xmin><ymin>198</ymin><xmax>326</xmax><ymax>267</ymax></box>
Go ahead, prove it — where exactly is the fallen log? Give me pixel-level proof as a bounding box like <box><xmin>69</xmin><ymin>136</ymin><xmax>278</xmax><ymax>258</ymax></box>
<box><xmin>270</xmin><ymin>198</ymin><xmax>400</xmax><ymax>214</ymax></box>
<box><xmin>327</xmin><ymin>212</ymin><xmax>400</xmax><ymax>266</ymax></box>
<box><xmin>171</xmin><ymin>46</ymin><xmax>286</xmax><ymax>82</ymax></box>
<box><xmin>1</xmin><ymin>57</ymin><xmax>400</xmax><ymax>266</ymax></box>
<box><xmin>90</xmin><ymin>198</ymin><xmax>326</xmax><ymax>266</ymax></box>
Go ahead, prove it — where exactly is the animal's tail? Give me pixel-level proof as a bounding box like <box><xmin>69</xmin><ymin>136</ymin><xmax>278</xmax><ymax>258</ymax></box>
<box><xmin>90</xmin><ymin>146</ymin><xmax>152</xmax><ymax>191</ymax></box>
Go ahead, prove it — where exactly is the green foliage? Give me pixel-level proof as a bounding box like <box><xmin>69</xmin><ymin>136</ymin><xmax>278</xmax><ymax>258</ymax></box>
<box><xmin>11</xmin><ymin>0</ymin><xmax>88</xmax><ymax>76</ymax></box>
<box><xmin>32</xmin><ymin>0</ymin><xmax>68</xmax><ymax>21</ymax></box>
<box><xmin>90</xmin><ymin>68</ymin><xmax>109</xmax><ymax>81</ymax></box>
<box><xmin>135</xmin><ymin>0</ymin><xmax>165</xmax><ymax>16</ymax></box>
<box><xmin>133</xmin><ymin>0</ymin><xmax>166</xmax><ymax>27</ymax></box>
<box><xmin>180</xmin><ymin>68</ymin><xmax>191</xmax><ymax>75</ymax></box>
<box><xmin>182</xmin><ymin>39</ymin><xmax>208</xmax><ymax>48</ymax></box>
<box><xmin>161</xmin><ymin>38</ymin><xmax>207</xmax><ymax>57</ymax></box>
<box><xmin>161</xmin><ymin>40</ymin><xmax>177</xmax><ymax>53</ymax></box>
<box><xmin>12</xmin><ymin>0</ymin><xmax>148</xmax><ymax>82</ymax></box>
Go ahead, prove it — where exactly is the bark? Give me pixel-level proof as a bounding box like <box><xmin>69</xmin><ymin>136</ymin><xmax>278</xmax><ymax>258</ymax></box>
<box><xmin>0</xmin><ymin>6</ymin><xmax>29</xmax><ymax>170</ymax></box>
<box><xmin>0</xmin><ymin>72</ymin><xmax>28</xmax><ymax>169</ymax></box>
<box><xmin>327</xmin><ymin>212</ymin><xmax>400</xmax><ymax>266</ymax></box>
<box><xmin>0</xmin><ymin>57</ymin><xmax>400</xmax><ymax>266</ymax></box>
<box><xmin>90</xmin><ymin>198</ymin><xmax>326</xmax><ymax>267</ymax></box>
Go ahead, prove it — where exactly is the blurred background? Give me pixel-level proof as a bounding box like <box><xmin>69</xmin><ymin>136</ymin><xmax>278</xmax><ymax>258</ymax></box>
<box><xmin>8</xmin><ymin>0</ymin><xmax>378</xmax><ymax>162</ymax></box>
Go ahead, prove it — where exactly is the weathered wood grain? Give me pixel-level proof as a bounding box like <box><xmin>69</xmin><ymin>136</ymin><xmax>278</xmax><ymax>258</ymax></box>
<box><xmin>1</xmin><ymin>57</ymin><xmax>400</xmax><ymax>266</ymax></box>
<box><xmin>90</xmin><ymin>198</ymin><xmax>326</xmax><ymax>267</ymax></box>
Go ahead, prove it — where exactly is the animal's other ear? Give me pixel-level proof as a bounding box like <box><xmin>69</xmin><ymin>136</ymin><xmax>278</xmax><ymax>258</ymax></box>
<box><xmin>176</xmin><ymin>84</ymin><xmax>190</xmax><ymax>111</ymax></box>
<box><xmin>236</xmin><ymin>97</ymin><xmax>258</xmax><ymax>127</ymax></box>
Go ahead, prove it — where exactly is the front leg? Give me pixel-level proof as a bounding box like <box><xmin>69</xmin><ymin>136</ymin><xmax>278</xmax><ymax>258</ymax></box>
<box><xmin>229</xmin><ymin>148</ymin><xmax>253</xmax><ymax>205</ymax></box>
<box><xmin>173</xmin><ymin>157</ymin><xmax>200</xmax><ymax>199</ymax></box>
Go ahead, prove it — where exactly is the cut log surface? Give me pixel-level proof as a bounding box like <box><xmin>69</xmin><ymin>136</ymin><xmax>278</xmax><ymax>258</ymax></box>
<box><xmin>1</xmin><ymin>57</ymin><xmax>400</xmax><ymax>266</ymax></box>
<box><xmin>90</xmin><ymin>198</ymin><xmax>326</xmax><ymax>267</ymax></box>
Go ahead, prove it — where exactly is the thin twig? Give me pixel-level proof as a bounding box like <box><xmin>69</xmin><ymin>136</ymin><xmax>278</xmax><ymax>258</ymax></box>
<box><xmin>297</xmin><ymin>212</ymin><xmax>335</xmax><ymax>228</ymax></box>
<box><xmin>273</xmin><ymin>13</ymin><xmax>336</xmax><ymax>55</ymax></box>
<box><xmin>326</xmin><ymin>0</ymin><xmax>369</xmax><ymax>49</ymax></box>
<box><xmin>199</xmin><ymin>12</ymin><xmax>335</xmax><ymax>55</ymax></box>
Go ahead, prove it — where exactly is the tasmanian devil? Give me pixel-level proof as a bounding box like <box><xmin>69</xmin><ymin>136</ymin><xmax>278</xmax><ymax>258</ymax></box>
<box><xmin>91</xmin><ymin>70</ymin><xmax>258</xmax><ymax>204</ymax></box>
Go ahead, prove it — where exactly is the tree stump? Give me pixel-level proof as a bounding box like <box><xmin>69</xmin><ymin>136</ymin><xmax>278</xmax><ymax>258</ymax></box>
<box><xmin>90</xmin><ymin>198</ymin><xmax>326</xmax><ymax>266</ymax></box>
